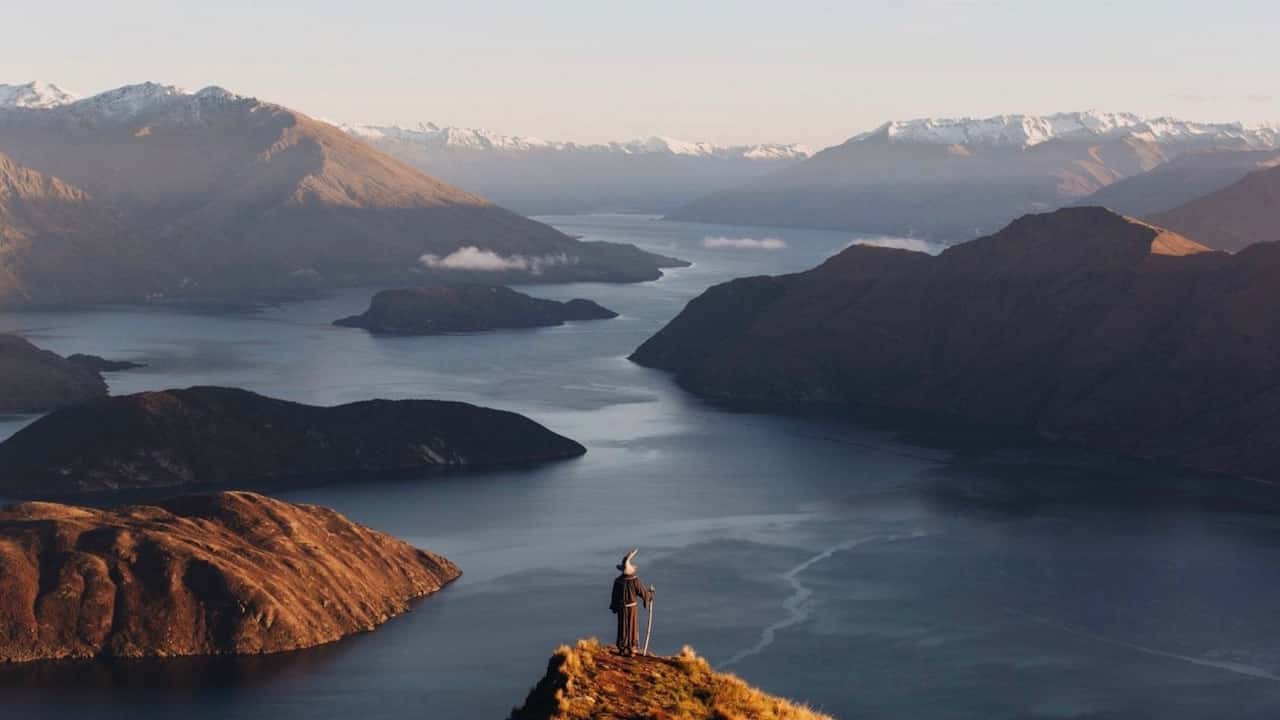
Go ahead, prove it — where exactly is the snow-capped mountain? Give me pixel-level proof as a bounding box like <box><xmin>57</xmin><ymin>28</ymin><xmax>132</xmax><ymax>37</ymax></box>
<box><xmin>344</xmin><ymin>122</ymin><xmax>554</xmax><ymax>152</ymax></box>
<box><xmin>671</xmin><ymin>110</ymin><xmax>1280</xmax><ymax>240</ymax></box>
<box><xmin>340</xmin><ymin>121</ymin><xmax>811</xmax><ymax>160</ymax></box>
<box><xmin>0</xmin><ymin>81</ymin><xmax>267</xmax><ymax>133</ymax></box>
<box><xmin>0</xmin><ymin>80</ymin><xmax>684</xmax><ymax>307</ymax></box>
<box><xmin>30</xmin><ymin>82</ymin><xmax>259</xmax><ymax>124</ymax></box>
<box><xmin>860</xmin><ymin>111</ymin><xmax>1280</xmax><ymax>150</ymax></box>
<box><xmin>1</xmin><ymin>80</ymin><xmax>809</xmax><ymax>215</ymax></box>
<box><xmin>0</xmin><ymin>82</ymin><xmax>80</xmax><ymax>109</ymax></box>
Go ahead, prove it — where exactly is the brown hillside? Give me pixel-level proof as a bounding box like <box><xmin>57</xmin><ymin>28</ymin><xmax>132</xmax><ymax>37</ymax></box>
<box><xmin>0</xmin><ymin>491</ymin><xmax>459</xmax><ymax>662</ymax></box>
<box><xmin>1149</xmin><ymin>164</ymin><xmax>1280</xmax><ymax>252</ymax></box>
<box><xmin>0</xmin><ymin>152</ymin><xmax>166</xmax><ymax>306</ymax></box>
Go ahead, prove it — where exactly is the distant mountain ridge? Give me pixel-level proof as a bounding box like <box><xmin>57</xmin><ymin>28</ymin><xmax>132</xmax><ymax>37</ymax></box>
<box><xmin>669</xmin><ymin>111</ymin><xmax>1280</xmax><ymax>241</ymax></box>
<box><xmin>862</xmin><ymin>111</ymin><xmax>1280</xmax><ymax>150</ymax></box>
<box><xmin>337</xmin><ymin>121</ymin><xmax>811</xmax><ymax>214</ymax></box>
<box><xmin>342</xmin><ymin>121</ymin><xmax>812</xmax><ymax>160</ymax></box>
<box><xmin>0</xmin><ymin>81</ymin><xmax>684</xmax><ymax>306</ymax></box>
<box><xmin>0</xmin><ymin>80</ymin><xmax>812</xmax><ymax>215</ymax></box>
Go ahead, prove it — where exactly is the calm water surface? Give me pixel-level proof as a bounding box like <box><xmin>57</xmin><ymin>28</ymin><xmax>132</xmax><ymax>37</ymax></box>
<box><xmin>2</xmin><ymin>215</ymin><xmax>1279</xmax><ymax>719</ymax></box>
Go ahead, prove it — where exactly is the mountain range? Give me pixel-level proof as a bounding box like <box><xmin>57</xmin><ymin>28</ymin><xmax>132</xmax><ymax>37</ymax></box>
<box><xmin>633</xmin><ymin>206</ymin><xmax>1280</xmax><ymax>480</ymax></box>
<box><xmin>339</xmin><ymin>121</ymin><xmax>811</xmax><ymax>215</ymax></box>
<box><xmin>667</xmin><ymin>111</ymin><xmax>1280</xmax><ymax>242</ymax></box>
<box><xmin>0</xmin><ymin>82</ymin><xmax>684</xmax><ymax>307</ymax></box>
<box><xmin>4</xmin><ymin>82</ymin><xmax>1277</xmax><ymax>304</ymax></box>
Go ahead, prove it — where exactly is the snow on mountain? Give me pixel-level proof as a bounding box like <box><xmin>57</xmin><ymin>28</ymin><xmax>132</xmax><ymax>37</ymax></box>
<box><xmin>859</xmin><ymin>111</ymin><xmax>1280</xmax><ymax>150</ymax></box>
<box><xmin>0</xmin><ymin>82</ymin><xmax>80</xmax><ymax>109</ymax></box>
<box><xmin>339</xmin><ymin>122</ymin><xmax>811</xmax><ymax>160</ymax></box>
<box><xmin>347</xmin><ymin>122</ymin><xmax>555</xmax><ymax>151</ymax></box>
<box><xmin>0</xmin><ymin>82</ymin><xmax>259</xmax><ymax>123</ymax></box>
<box><xmin>5</xmin><ymin>82</ymin><xmax>807</xmax><ymax>159</ymax></box>
<box><xmin>61</xmin><ymin>82</ymin><xmax>255</xmax><ymax>120</ymax></box>
<box><xmin>66</xmin><ymin>82</ymin><xmax>190</xmax><ymax>117</ymax></box>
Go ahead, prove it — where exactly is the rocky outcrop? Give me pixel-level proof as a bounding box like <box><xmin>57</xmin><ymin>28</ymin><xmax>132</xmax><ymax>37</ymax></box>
<box><xmin>0</xmin><ymin>491</ymin><xmax>459</xmax><ymax>662</ymax></box>
<box><xmin>1149</xmin><ymin>164</ymin><xmax>1280</xmax><ymax>252</ymax></box>
<box><xmin>335</xmin><ymin>286</ymin><xmax>618</xmax><ymax>335</ymax></box>
<box><xmin>632</xmin><ymin>207</ymin><xmax>1280</xmax><ymax>480</ymax></box>
<box><xmin>0</xmin><ymin>334</ymin><xmax>107</xmax><ymax>413</ymax></box>
<box><xmin>0</xmin><ymin>386</ymin><xmax>586</xmax><ymax>498</ymax></box>
<box><xmin>508</xmin><ymin>638</ymin><xmax>832</xmax><ymax>720</ymax></box>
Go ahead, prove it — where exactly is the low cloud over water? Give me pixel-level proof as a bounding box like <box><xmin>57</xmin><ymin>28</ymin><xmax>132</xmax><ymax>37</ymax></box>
<box><xmin>703</xmin><ymin>236</ymin><xmax>788</xmax><ymax>250</ymax></box>
<box><xmin>420</xmin><ymin>246</ymin><xmax>577</xmax><ymax>273</ymax></box>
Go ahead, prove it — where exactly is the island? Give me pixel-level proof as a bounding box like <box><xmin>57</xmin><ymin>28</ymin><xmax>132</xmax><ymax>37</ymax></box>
<box><xmin>508</xmin><ymin>638</ymin><xmax>832</xmax><ymax>720</ymax></box>
<box><xmin>0</xmin><ymin>491</ymin><xmax>459</xmax><ymax>662</ymax></box>
<box><xmin>0</xmin><ymin>334</ymin><xmax>107</xmax><ymax>413</ymax></box>
<box><xmin>66</xmin><ymin>353</ymin><xmax>147</xmax><ymax>372</ymax></box>
<box><xmin>0</xmin><ymin>386</ymin><xmax>586</xmax><ymax>498</ymax></box>
<box><xmin>334</xmin><ymin>285</ymin><xmax>619</xmax><ymax>335</ymax></box>
<box><xmin>632</xmin><ymin>206</ymin><xmax>1280</xmax><ymax>481</ymax></box>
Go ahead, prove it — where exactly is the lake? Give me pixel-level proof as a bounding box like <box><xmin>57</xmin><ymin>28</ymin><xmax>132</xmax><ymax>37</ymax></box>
<box><xmin>2</xmin><ymin>214</ymin><xmax>1279</xmax><ymax>719</ymax></box>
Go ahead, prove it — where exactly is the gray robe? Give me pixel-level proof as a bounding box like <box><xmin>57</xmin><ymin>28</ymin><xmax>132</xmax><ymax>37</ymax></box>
<box><xmin>609</xmin><ymin>574</ymin><xmax>652</xmax><ymax>652</ymax></box>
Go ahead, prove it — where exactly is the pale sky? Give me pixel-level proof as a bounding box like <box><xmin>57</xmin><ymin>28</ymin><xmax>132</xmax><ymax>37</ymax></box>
<box><xmin>5</xmin><ymin>0</ymin><xmax>1278</xmax><ymax>148</ymax></box>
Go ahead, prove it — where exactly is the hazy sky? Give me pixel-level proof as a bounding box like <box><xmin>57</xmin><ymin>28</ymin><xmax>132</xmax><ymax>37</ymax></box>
<box><xmin>5</xmin><ymin>0</ymin><xmax>1277</xmax><ymax>147</ymax></box>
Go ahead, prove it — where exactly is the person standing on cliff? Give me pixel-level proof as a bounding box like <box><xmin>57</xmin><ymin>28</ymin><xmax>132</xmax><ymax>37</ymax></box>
<box><xmin>609</xmin><ymin>549</ymin><xmax>654</xmax><ymax>657</ymax></box>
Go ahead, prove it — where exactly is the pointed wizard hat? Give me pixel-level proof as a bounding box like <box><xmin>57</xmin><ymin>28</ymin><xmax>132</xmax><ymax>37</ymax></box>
<box><xmin>617</xmin><ymin>548</ymin><xmax>638</xmax><ymax>574</ymax></box>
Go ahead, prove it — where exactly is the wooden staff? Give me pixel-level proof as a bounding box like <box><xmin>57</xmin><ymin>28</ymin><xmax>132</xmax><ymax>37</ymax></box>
<box><xmin>643</xmin><ymin>585</ymin><xmax>655</xmax><ymax>656</ymax></box>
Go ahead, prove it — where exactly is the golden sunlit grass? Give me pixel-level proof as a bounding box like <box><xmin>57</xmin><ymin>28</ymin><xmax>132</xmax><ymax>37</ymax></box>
<box><xmin>509</xmin><ymin>638</ymin><xmax>835</xmax><ymax>720</ymax></box>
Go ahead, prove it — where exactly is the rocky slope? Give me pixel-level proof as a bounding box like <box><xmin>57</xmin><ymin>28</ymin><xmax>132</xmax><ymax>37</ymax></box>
<box><xmin>335</xmin><ymin>286</ymin><xmax>617</xmax><ymax>334</ymax></box>
<box><xmin>342</xmin><ymin>122</ymin><xmax>810</xmax><ymax>215</ymax></box>
<box><xmin>0</xmin><ymin>334</ymin><xmax>107</xmax><ymax>413</ymax></box>
<box><xmin>508</xmin><ymin>639</ymin><xmax>832</xmax><ymax>720</ymax></box>
<box><xmin>668</xmin><ymin>112</ymin><xmax>1280</xmax><ymax>241</ymax></box>
<box><xmin>0</xmin><ymin>386</ymin><xmax>586</xmax><ymax>498</ymax></box>
<box><xmin>1148</xmin><ymin>164</ymin><xmax>1280</xmax><ymax>252</ymax></box>
<box><xmin>0</xmin><ymin>83</ymin><xmax>684</xmax><ymax>307</ymax></box>
<box><xmin>632</xmin><ymin>207</ymin><xmax>1280</xmax><ymax>480</ymax></box>
<box><xmin>1081</xmin><ymin>148</ymin><xmax>1280</xmax><ymax>217</ymax></box>
<box><xmin>0</xmin><ymin>491</ymin><xmax>459</xmax><ymax>662</ymax></box>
